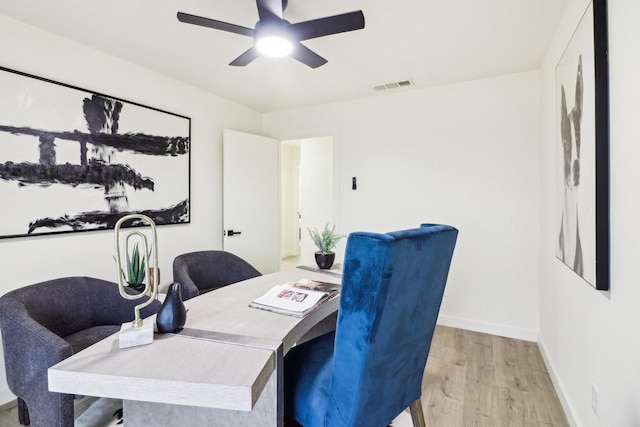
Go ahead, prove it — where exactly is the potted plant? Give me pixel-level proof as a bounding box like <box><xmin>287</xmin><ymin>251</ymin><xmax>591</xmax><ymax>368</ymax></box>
<box><xmin>308</xmin><ymin>223</ymin><xmax>343</xmax><ymax>269</ymax></box>
<box><xmin>119</xmin><ymin>243</ymin><xmax>147</xmax><ymax>292</ymax></box>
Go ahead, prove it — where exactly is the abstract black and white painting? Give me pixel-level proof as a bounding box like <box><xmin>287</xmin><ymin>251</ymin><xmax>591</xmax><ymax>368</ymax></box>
<box><xmin>0</xmin><ymin>67</ymin><xmax>190</xmax><ymax>239</ymax></box>
<box><xmin>555</xmin><ymin>0</ymin><xmax>609</xmax><ymax>290</ymax></box>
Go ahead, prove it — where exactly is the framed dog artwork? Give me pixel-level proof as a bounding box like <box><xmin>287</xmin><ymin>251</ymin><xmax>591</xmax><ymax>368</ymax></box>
<box><xmin>555</xmin><ymin>0</ymin><xmax>609</xmax><ymax>290</ymax></box>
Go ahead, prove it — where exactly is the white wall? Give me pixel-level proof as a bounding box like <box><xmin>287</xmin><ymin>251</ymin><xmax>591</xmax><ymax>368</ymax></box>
<box><xmin>0</xmin><ymin>15</ymin><xmax>262</xmax><ymax>403</ymax></box>
<box><xmin>539</xmin><ymin>0</ymin><xmax>640</xmax><ymax>425</ymax></box>
<box><xmin>264</xmin><ymin>71</ymin><xmax>542</xmax><ymax>341</ymax></box>
<box><xmin>299</xmin><ymin>137</ymin><xmax>334</xmax><ymax>266</ymax></box>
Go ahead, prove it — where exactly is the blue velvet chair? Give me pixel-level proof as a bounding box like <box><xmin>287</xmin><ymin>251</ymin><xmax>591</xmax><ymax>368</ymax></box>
<box><xmin>173</xmin><ymin>250</ymin><xmax>262</xmax><ymax>299</ymax></box>
<box><xmin>0</xmin><ymin>277</ymin><xmax>162</xmax><ymax>427</ymax></box>
<box><xmin>284</xmin><ymin>223</ymin><xmax>458</xmax><ymax>427</ymax></box>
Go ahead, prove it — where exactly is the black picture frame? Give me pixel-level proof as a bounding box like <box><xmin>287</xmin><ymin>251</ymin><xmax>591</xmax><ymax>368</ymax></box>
<box><xmin>555</xmin><ymin>0</ymin><xmax>609</xmax><ymax>290</ymax></box>
<box><xmin>0</xmin><ymin>67</ymin><xmax>191</xmax><ymax>239</ymax></box>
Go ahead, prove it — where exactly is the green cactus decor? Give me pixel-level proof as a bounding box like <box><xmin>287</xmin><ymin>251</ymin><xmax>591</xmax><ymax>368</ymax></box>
<box><xmin>119</xmin><ymin>243</ymin><xmax>146</xmax><ymax>291</ymax></box>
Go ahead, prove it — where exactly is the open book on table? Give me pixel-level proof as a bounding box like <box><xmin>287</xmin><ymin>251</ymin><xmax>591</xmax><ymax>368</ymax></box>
<box><xmin>249</xmin><ymin>279</ymin><xmax>341</xmax><ymax>318</ymax></box>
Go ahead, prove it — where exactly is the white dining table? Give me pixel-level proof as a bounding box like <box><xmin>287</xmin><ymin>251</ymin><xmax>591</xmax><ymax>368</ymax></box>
<box><xmin>48</xmin><ymin>267</ymin><xmax>341</xmax><ymax>426</ymax></box>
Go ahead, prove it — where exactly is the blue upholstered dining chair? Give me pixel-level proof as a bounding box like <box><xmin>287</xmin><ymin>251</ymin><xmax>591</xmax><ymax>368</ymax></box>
<box><xmin>284</xmin><ymin>223</ymin><xmax>458</xmax><ymax>427</ymax></box>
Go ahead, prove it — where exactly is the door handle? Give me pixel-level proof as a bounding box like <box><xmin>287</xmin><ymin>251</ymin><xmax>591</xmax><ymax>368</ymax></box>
<box><xmin>226</xmin><ymin>230</ymin><xmax>242</xmax><ymax>236</ymax></box>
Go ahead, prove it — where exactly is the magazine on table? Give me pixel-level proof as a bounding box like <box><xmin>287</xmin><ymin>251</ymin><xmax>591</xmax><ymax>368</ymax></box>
<box><xmin>249</xmin><ymin>279</ymin><xmax>341</xmax><ymax>318</ymax></box>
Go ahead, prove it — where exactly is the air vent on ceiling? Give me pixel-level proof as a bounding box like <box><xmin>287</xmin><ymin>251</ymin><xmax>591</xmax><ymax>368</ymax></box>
<box><xmin>373</xmin><ymin>79</ymin><xmax>414</xmax><ymax>92</ymax></box>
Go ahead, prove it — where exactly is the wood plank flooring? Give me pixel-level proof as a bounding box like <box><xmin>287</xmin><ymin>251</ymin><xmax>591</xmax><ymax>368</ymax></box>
<box><xmin>420</xmin><ymin>326</ymin><xmax>569</xmax><ymax>426</ymax></box>
<box><xmin>0</xmin><ymin>326</ymin><xmax>568</xmax><ymax>427</ymax></box>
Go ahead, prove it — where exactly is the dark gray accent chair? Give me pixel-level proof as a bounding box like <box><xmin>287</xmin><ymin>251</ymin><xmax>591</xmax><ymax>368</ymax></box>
<box><xmin>0</xmin><ymin>276</ymin><xmax>162</xmax><ymax>427</ymax></box>
<box><xmin>173</xmin><ymin>250</ymin><xmax>262</xmax><ymax>299</ymax></box>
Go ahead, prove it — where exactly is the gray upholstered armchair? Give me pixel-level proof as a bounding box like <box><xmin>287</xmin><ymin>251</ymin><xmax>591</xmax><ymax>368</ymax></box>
<box><xmin>173</xmin><ymin>250</ymin><xmax>262</xmax><ymax>299</ymax></box>
<box><xmin>0</xmin><ymin>276</ymin><xmax>162</xmax><ymax>427</ymax></box>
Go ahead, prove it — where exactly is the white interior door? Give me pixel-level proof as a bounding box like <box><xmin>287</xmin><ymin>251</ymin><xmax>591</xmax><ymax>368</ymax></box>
<box><xmin>223</xmin><ymin>129</ymin><xmax>280</xmax><ymax>274</ymax></box>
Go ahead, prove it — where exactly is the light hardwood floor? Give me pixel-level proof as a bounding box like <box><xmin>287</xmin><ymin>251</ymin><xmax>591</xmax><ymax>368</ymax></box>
<box><xmin>420</xmin><ymin>326</ymin><xmax>568</xmax><ymax>426</ymax></box>
<box><xmin>0</xmin><ymin>326</ymin><xmax>568</xmax><ymax>427</ymax></box>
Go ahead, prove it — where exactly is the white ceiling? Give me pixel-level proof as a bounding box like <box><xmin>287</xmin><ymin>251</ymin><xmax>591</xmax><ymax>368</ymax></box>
<box><xmin>0</xmin><ymin>0</ymin><xmax>567</xmax><ymax>113</ymax></box>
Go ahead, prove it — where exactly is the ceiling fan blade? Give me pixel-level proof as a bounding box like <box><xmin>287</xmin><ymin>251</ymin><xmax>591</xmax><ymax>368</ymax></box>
<box><xmin>289</xmin><ymin>11</ymin><xmax>365</xmax><ymax>41</ymax></box>
<box><xmin>229</xmin><ymin>47</ymin><xmax>261</xmax><ymax>66</ymax></box>
<box><xmin>177</xmin><ymin>12</ymin><xmax>254</xmax><ymax>37</ymax></box>
<box><xmin>290</xmin><ymin>42</ymin><xmax>328</xmax><ymax>69</ymax></box>
<box><xmin>256</xmin><ymin>0</ymin><xmax>285</xmax><ymax>21</ymax></box>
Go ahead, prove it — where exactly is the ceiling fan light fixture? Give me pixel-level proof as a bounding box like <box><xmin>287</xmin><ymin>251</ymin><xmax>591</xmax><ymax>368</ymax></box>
<box><xmin>255</xmin><ymin>35</ymin><xmax>293</xmax><ymax>57</ymax></box>
<box><xmin>178</xmin><ymin>1</ymin><xmax>365</xmax><ymax>68</ymax></box>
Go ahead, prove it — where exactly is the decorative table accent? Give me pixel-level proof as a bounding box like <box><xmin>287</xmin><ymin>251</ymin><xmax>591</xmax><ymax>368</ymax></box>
<box><xmin>114</xmin><ymin>214</ymin><xmax>159</xmax><ymax>348</ymax></box>
<box><xmin>118</xmin><ymin>242</ymin><xmax>148</xmax><ymax>293</ymax></box>
<box><xmin>308</xmin><ymin>223</ymin><xmax>343</xmax><ymax>269</ymax></box>
<box><xmin>315</xmin><ymin>252</ymin><xmax>336</xmax><ymax>269</ymax></box>
<box><xmin>156</xmin><ymin>282</ymin><xmax>187</xmax><ymax>333</ymax></box>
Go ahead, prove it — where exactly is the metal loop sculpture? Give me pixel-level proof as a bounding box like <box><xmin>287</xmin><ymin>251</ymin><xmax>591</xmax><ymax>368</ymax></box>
<box><xmin>114</xmin><ymin>214</ymin><xmax>159</xmax><ymax>328</ymax></box>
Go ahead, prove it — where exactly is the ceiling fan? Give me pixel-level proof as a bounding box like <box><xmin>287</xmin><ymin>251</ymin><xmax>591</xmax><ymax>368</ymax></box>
<box><xmin>177</xmin><ymin>0</ymin><xmax>365</xmax><ymax>68</ymax></box>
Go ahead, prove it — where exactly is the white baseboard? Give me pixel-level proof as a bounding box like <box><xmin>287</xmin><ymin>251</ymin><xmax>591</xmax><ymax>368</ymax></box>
<box><xmin>0</xmin><ymin>386</ymin><xmax>15</xmax><ymax>407</ymax></box>
<box><xmin>537</xmin><ymin>336</ymin><xmax>578</xmax><ymax>427</ymax></box>
<box><xmin>437</xmin><ymin>314</ymin><xmax>538</xmax><ymax>342</ymax></box>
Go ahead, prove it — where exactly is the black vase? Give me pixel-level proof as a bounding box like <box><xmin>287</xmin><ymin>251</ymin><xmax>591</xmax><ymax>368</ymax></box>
<box><xmin>315</xmin><ymin>252</ymin><xmax>335</xmax><ymax>269</ymax></box>
<box><xmin>156</xmin><ymin>282</ymin><xmax>187</xmax><ymax>333</ymax></box>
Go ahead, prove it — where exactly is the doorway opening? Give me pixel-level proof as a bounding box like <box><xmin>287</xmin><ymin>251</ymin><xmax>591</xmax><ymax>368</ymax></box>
<box><xmin>280</xmin><ymin>136</ymin><xmax>334</xmax><ymax>270</ymax></box>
